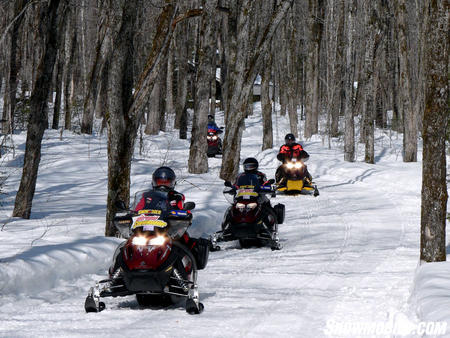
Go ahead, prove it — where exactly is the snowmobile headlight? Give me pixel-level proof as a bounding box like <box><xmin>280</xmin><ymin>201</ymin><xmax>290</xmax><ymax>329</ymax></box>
<box><xmin>236</xmin><ymin>202</ymin><xmax>246</xmax><ymax>210</ymax></box>
<box><xmin>294</xmin><ymin>162</ymin><xmax>303</xmax><ymax>168</ymax></box>
<box><xmin>286</xmin><ymin>162</ymin><xmax>295</xmax><ymax>169</ymax></box>
<box><xmin>132</xmin><ymin>236</ymin><xmax>148</xmax><ymax>246</ymax></box>
<box><xmin>247</xmin><ymin>202</ymin><xmax>258</xmax><ymax>210</ymax></box>
<box><xmin>207</xmin><ymin>136</ymin><xmax>212</xmax><ymax>141</ymax></box>
<box><xmin>212</xmin><ymin>135</ymin><xmax>218</xmax><ymax>140</ymax></box>
<box><xmin>149</xmin><ymin>235</ymin><xmax>166</xmax><ymax>246</ymax></box>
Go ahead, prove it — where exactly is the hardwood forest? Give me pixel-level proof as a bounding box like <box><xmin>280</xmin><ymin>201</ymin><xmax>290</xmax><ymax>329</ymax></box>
<box><xmin>0</xmin><ymin>0</ymin><xmax>447</xmax><ymax>261</ymax></box>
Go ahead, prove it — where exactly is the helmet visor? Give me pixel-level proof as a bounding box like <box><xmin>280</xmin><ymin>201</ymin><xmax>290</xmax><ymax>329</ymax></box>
<box><xmin>243</xmin><ymin>163</ymin><xmax>258</xmax><ymax>171</ymax></box>
<box><xmin>155</xmin><ymin>178</ymin><xmax>173</xmax><ymax>187</ymax></box>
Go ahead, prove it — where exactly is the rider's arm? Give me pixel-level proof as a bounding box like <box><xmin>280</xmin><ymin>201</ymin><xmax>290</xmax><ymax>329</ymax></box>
<box><xmin>168</xmin><ymin>190</ymin><xmax>185</xmax><ymax>209</ymax></box>
<box><xmin>133</xmin><ymin>194</ymin><xmax>146</xmax><ymax>211</ymax></box>
<box><xmin>299</xmin><ymin>149</ymin><xmax>309</xmax><ymax>161</ymax></box>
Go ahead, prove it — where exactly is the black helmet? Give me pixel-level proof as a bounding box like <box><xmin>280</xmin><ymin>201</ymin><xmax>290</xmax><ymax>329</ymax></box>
<box><xmin>152</xmin><ymin>166</ymin><xmax>176</xmax><ymax>190</ymax></box>
<box><xmin>243</xmin><ymin>157</ymin><xmax>258</xmax><ymax>173</ymax></box>
<box><xmin>285</xmin><ymin>133</ymin><xmax>296</xmax><ymax>143</ymax></box>
<box><xmin>208</xmin><ymin>114</ymin><xmax>214</xmax><ymax>121</ymax></box>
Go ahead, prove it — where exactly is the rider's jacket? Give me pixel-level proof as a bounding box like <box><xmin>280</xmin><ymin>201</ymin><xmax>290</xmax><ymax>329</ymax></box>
<box><xmin>207</xmin><ymin>122</ymin><xmax>222</xmax><ymax>133</ymax></box>
<box><xmin>134</xmin><ymin>189</ymin><xmax>185</xmax><ymax>211</ymax></box>
<box><xmin>277</xmin><ymin>143</ymin><xmax>309</xmax><ymax>162</ymax></box>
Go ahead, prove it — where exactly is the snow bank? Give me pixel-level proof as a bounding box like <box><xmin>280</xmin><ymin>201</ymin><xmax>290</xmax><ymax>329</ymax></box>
<box><xmin>413</xmin><ymin>261</ymin><xmax>450</xmax><ymax>323</ymax></box>
<box><xmin>0</xmin><ymin>236</ymin><xmax>121</xmax><ymax>295</ymax></box>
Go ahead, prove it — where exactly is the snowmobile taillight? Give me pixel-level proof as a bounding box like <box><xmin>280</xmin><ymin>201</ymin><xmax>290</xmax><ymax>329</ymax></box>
<box><xmin>148</xmin><ymin>235</ymin><xmax>166</xmax><ymax>246</ymax></box>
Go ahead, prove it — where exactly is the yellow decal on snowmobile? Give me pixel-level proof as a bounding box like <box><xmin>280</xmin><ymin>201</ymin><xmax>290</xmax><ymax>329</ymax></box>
<box><xmin>132</xmin><ymin>219</ymin><xmax>167</xmax><ymax>229</ymax></box>
<box><xmin>287</xmin><ymin>180</ymin><xmax>303</xmax><ymax>191</ymax></box>
<box><xmin>236</xmin><ymin>189</ymin><xmax>258</xmax><ymax>198</ymax></box>
<box><xmin>138</xmin><ymin>209</ymin><xmax>162</xmax><ymax>215</ymax></box>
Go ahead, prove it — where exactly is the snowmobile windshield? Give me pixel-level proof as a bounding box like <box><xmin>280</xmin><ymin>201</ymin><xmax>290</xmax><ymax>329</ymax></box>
<box><xmin>234</xmin><ymin>173</ymin><xmax>261</xmax><ymax>201</ymax></box>
<box><xmin>131</xmin><ymin>190</ymin><xmax>170</xmax><ymax>213</ymax></box>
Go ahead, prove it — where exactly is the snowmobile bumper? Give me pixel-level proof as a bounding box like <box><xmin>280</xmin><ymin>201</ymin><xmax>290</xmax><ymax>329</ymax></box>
<box><xmin>278</xmin><ymin>179</ymin><xmax>319</xmax><ymax>196</ymax></box>
<box><xmin>207</xmin><ymin>145</ymin><xmax>221</xmax><ymax>157</ymax></box>
<box><xmin>121</xmin><ymin>267</ymin><xmax>173</xmax><ymax>293</ymax></box>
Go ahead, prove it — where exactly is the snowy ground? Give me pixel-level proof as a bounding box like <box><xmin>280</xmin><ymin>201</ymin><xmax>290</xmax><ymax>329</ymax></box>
<box><xmin>0</xmin><ymin>104</ymin><xmax>448</xmax><ymax>337</ymax></box>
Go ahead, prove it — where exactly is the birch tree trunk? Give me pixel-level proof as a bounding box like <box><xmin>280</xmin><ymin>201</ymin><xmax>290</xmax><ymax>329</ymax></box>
<box><xmin>13</xmin><ymin>0</ymin><xmax>64</xmax><ymax>218</ymax></box>
<box><xmin>420</xmin><ymin>0</ymin><xmax>448</xmax><ymax>263</ymax></box>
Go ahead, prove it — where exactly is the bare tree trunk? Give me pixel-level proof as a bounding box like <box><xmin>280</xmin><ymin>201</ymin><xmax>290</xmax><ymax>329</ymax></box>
<box><xmin>166</xmin><ymin>46</ymin><xmax>175</xmax><ymax>119</ymax></box>
<box><xmin>52</xmin><ymin>49</ymin><xmax>64</xmax><ymax>129</ymax></box>
<box><xmin>343</xmin><ymin>0</ymin><xmax>356</xmax><ymax>162</ymax></box>
<box><xmin>144</xmin><ymin>73</ymin><xmax>161</xmax><ymax>135</ymax></box>
<box><xmin>158</xmin><ymin>60</ymin><xmax>167</xmax><ymax>132</ymax></box>
<box><xmin>174</xmin><ymin>20</ymin><xmax>189</xmax><ymax>130</ymax></box>
<box><xmin>188</xmin><ymin>0</ymin><xmax>216</xmax><ymax>174</ymax></box>
<box><xmin>362</xmin><ymin>0</ymin><xmax>378</xmax><ymax>164</ymax></box>
<box><xmin>304</xmin><ymin>0</ymin><xmax>324</xmax><ymax>139</ymax></box>
<box><xmin>80</xmin><ymin>7</ymin><xmax>109</xmax><ymax>134</ymax></box>
<box><xmin>105</xmin><ymin>0</ymin><xmax>137</xmax><ymax>236</ymax></box>
<box><xmin>105</xmin><ymin>1</ymin><xmax>178</xmax><ymax>236</ymax></box>
<box><xmin>220</xmin><ymin>0</ymin><xmax>293</xmax><ymax>181</ymax></box>
<box><xmin>261</xmin><ymin>52</ymin><xmax>273</xmax><ymax>150</ymax></box>
<box><xmin>2</xmin><ymin>0</ymin><xmax>29</xmax><ymax>134</ymax></box>
<box><xmin>331</xmin><ymin>0</ymin><xmax>345</xmax><ymax>137</ymax></box>
<box><xmin>286</xmin><ymin>11</ymin><xmax>298</xmax><ymax>137</ymax></box>
<box><xmin>420</xmin><ymin>0</ymin><xmax>448</xmax><ymax>263</ymax></box>
<box><xmin>396</xmin><ymin>0</ymin><xmax>417</xmax><ymax>162</ymax></box>
<box><xmin>13</xmin><ymin>0</ymin><xmax>64</xmax><ymax>219</ymax></box>
<box><xmin>64</xmin><ymin>6</ymin><xmax>77</xmax><ymax>131</ymax></box>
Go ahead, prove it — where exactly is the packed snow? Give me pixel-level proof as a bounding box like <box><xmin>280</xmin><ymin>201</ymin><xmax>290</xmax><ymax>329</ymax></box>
<box><xmin>0</xmin><ymin>104</ymin><xmax>448</xmax><ymax>337</ymax></box>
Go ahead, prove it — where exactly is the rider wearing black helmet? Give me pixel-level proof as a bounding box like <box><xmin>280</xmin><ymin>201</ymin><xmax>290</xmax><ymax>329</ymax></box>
<box><xmin>237</xmin><ymin>157</ymin><xmax>269</xmax><ymax>186</ymax></box>
<box><xmin>276</xmin><ymin>134</ymin><xmax>312</xmax><ymax>185</ymax></box>
<box><xmin>277</xmin><ymin>133</ymin><xmax>309</xmax><ymax>162</ymax></box>
<box><xmin>207</xmin><ymin>114</ymin><xmax>222</xmax><ymax>133</ymax></box>
<box><xmin>222</xmin><ymin>157</ymin><xmax>276</xmax><ymax>232</ymax></box>
<box><xmin>132</xmin><ymin>166</ymin><xmax>209</xmax><ymax>270</ymax></box>
<box><xmin>135</xmin><ymin>166</ymin><xmax>184</xmax><ymax>211</ymax></box>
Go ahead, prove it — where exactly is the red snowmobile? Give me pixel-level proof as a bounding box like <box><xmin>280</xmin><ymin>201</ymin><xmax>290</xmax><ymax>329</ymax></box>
<box><xmin>210</xmin><ymin>174</ymin><xmax>285</xmax><ymax>251</ymax></box>
<box><xmin>207</xmin><ymin>128</ymin><xmax>223</xmax><ymax>157</ymax></box>
<box><xmin>84</xmin><ymin>190</ymin><xmax>208</xmax><ymax>314</ymax></box>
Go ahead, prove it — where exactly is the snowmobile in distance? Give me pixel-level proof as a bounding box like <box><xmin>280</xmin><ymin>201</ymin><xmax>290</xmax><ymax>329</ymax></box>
<box><xmin>210</xmin><ymin>175</ymin><xmax>285</xmax><ymax>251</ymax></box>
<box><xmin>207</xmin><ymin>128</ymin><xmax>223</xmax><ymax>157</ymax></box>
<box><xmin>84</xmin><ymin>190</ymin><xmax>208</xmax><ymax>315</ymax></box>
<box><xmin>276</xmin><ymin>158</ymin><xmax>319</xmax><ymax>196</ymax></box>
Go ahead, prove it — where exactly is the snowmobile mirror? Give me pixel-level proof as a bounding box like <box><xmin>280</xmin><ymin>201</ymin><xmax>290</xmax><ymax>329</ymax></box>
<box><xmin>184</xmin><ymin>201</ymin><xmax>196</xmax><ymax>210</ymax></box>
<box><xmin>115</xmin><ymin>200</ymin><xmax>127</xmax><ymax>211</ymax></box>
<box><xmin>224</xmin><ymin>181</ymin><xmax>232</xmax><ymax>187</ymax></box>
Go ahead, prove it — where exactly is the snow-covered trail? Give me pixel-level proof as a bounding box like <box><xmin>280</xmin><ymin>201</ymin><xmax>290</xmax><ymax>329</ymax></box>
<box><xmin>0</xmin><ymin>108</ymin><xmax>427</xmax><ymax>337</ymax></box>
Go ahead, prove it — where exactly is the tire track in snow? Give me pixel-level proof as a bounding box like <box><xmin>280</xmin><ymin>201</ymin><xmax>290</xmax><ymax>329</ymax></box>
<box><xmin>238</xmin><ymin>186</ymin><xmax>354</xmax><ymax>336</ymax></box>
